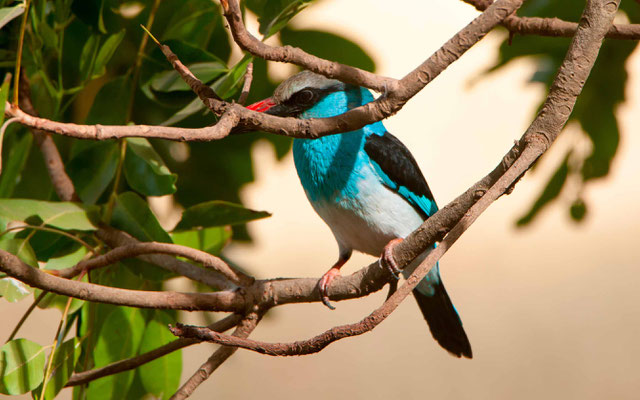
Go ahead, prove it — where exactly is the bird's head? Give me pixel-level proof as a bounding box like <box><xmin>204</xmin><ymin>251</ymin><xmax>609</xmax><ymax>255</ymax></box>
<box><xmin>247</xmin><ymin>71</ymin><xmax>374</xmax><ymax>119</ymax></box>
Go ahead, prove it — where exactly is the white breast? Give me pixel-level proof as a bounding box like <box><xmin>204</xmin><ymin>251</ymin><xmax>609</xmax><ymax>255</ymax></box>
<box><xmin>312</xmin><ymin>177</ymin><xmax>425</xmax><ymax>256</ymax></box>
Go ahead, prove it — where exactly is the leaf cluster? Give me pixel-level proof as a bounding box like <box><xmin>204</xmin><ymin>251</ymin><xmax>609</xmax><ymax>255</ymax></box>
<box><xmin>0</xmin><ymin>0</ymin><xmax>375</xmax><ymax>398</ymax></box>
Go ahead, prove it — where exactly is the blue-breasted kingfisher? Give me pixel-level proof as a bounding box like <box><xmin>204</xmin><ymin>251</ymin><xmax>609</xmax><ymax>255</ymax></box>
<box><xmin>247</xmin><ymin>71</ymin><xmax>472</xmax><ymax>358</ymax></box>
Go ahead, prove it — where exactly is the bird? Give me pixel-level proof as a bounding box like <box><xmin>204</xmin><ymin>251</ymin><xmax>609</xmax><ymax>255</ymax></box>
<box><xmin>246</xmin><ymin>71</ymin><xmax>472</xmax><ymax>358</ymax></box>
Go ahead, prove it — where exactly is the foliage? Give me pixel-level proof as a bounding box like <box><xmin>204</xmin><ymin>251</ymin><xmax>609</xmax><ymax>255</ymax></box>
<box><xmin>0</xmin><ymin>0</ymin><xmax>376</xmax><ymax>397</ymax></box>
<box><xmin>488</xmin><ymin>0</ymin><xmax>639</xmax><ymax>225</ymax></box>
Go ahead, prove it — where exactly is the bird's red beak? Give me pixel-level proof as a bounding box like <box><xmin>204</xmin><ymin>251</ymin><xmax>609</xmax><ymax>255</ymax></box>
<box><xmin>246</xmin><ymin>97</ymin><xmax>276</xmax><ymax>113</ymax></box>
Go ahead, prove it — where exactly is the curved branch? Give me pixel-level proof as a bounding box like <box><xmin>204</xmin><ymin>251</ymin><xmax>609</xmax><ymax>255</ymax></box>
<box><xmin>52</xmin><ymin>241</ymin><xmax>253</xmax><ymax>287</ymax></box>
<box><xmin>95</xmin><ymin>227</ymin><xmax>234</xmax><ymax>291</ymax></box>
<box><xmin>65</xmin><ymin>314</ymin><xmax>242</xmax><ymax>387</ymax></box>
<box><xmin>219</xmin><ymin>0</ymin><xmax>394</xmax><ymax>93</ymax></box>
<box><xmin>0</xmin><ymin>249</ymin><xmax>245</xmax><ymax>312</ymax></box>
<box><xmin>169</xmin><ymin>0</ymin><xmax>620</xmax><ymax>355</ymax></box>
<box><xmin>170</xmin><ymin>313</ymin><xmax>260</xmax><ymax>400</ymax></box>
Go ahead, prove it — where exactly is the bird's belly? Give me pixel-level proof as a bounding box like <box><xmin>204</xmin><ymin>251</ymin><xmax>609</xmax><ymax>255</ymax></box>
<box><xmin>312</xmin><ymin>180</ymin><xmax>425</xmax><ymax>256</ymax></box>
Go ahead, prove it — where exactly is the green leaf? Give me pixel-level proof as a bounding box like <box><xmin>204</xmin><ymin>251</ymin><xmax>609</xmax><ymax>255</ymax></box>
<box><xmin>79</xmin><ymin>34</ymin><xmax>100</xmax><ymax>81</ymax></box>
<box><xmin>516</xmin><ymin>154</ymin><xmax>570</xmax><ymax>227</ymax></box>
<box><xmin>0</xmin><ymin>3</ymin><xmax>25</xmax><ymax>31</ymax></box>
<box><xmin>0</xmin><ymin>277</ymin><xmax>32</xmax><ymax>302</ymax></box>
<box><xmin>174</xmin><ymin>200</ymin><xmax>270</xmax><ymax>231</ymax></box>
<box><xmin>249</xmin><ymin>0</ymin><xmax>314</xmax><ymax>39</ymax></box>
<box><xmin>570</xmin><ymin>198</ymin><xmax>587</xmax><ymax>222</ymax></box>
<box><xmin>66</xmin><ymin>142</ymin><xmax>120</xmax><ymax>204</ymax></box>
<box><xmin>161</xmin><ymin>55</ymin><xmax>253</xmax><ymax>126</ymax></box>
<box><xmin>211</xmin><ymin>54</ymin><xmax>253</xmax><ymax>99</ymax></box>
<box><xmin>0</xmin><ymin>72</ymin><xmax>10</xmax><ymax>127</ymax></box>
<box><xmin>86</xmin><ymin>76</ymin><xmax>131</xmax><ymax>125</ymax></box>
<box><xmin>150</xmin><ymin>61</ymin><xmax>226</xmax><ymax>92</ymax></box>
<box><xmin>110</xmin><ymin>192</ymin><xmax>172</xmax><ymax>243</ymax></box>
<box><xmin>0</xmin><ymin>199</ymin><xmax>99</xmax><ymax>231</ymax></box>
<box><xmin>161</xmin><ymin>0</ymin><xmax>218</xmax><ymax>47</ymax></box>
<box><xmin>0</xmin><ymin>339</ymin><xmax>45</xmax><ymax>395</ymax></box>
<box><xmin>281</xmin><ymin>28</ymin><xmax>376</xmax><ymax>72</ymax></box>
<box><xmin>0</xmin><ymin>129</ymin><xmax>33</xmax><ymax>198</ymax></box>
<box><xmin>124</xmin><ymin>138</ymin><xmax>177</xmax><ymax>196</ymax></box>
<box><xmin>0</xmin><ymin>236</ymin><xmax>37</xmax><ymax>301</ymax></box>
<box><xmin>38</xmin><ymin>338</ymin><xmax>82</xmax><ymax>400</ymax></box>
<box><xmin>140</xmin><ymin>39</ymin><xmax>226</xmax><ymax>105</ymax></box>
<box><xmin>171</xmin><ymin>226</ymin><xmax>231</xmax><ymax>255</ymax></box>
<box><xmin>87</xmin><ymin>307</ymin><xmax>145</xmax><ymax>400</ymax></box>
<box><xmin>92</xmin><ymin>30</ymin><xmax>125</xmax><ymax>78</ymax></box>
<box><xmin>137</xmin><ymin>312</ymin><xmax>181</xmax><ymax>399</ymax></box>
<box><xmin>487</xmin><ymin>0</ymin><xmax>638</xmax><ymax>225</ymax></box>
<box><xmin>37</xmin><ymin>244</ymin><xmax>88</xmax><ymax>312</ymax></box>
<box><xmin>39</xmin><ymin>21</ymin><xmax>58</xmax><ymax>51</ymax></box>
<box><xmin>0</xmin><ymin>237</ymin><xmax>38</xmax><ymax>268</ymax></box>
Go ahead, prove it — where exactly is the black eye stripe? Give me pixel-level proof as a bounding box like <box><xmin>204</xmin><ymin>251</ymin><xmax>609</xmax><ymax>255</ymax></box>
<box><xmin>284</xmin><ymin>84</ymin><xmax>345</xmax><ymax>109</ymax></box>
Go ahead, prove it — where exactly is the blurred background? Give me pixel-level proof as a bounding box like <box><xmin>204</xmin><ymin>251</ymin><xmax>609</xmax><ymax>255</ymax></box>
<box><xmin>2</xmin><ymin>0</ymin><xmax>640</xmax><ymax>399</ymax></box>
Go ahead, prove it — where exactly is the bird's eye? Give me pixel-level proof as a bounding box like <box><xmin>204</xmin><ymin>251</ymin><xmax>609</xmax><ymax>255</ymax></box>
<box><xmin>292</xmin><ymin>89</ymin><xmax>315</xmax><ymax>105</ymax></box>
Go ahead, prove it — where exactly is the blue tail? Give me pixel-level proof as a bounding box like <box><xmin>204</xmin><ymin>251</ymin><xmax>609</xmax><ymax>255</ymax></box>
<box><xmin>413</xmin><ymin>266</ymin><xmax>472</xmax><ymax>358</ymax></box>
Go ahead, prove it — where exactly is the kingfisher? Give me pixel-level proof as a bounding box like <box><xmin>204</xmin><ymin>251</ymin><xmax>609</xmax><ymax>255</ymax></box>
<box><xmin>247</xmin><ymin>71</ymin><xmax>472</xmax><ymax>358</ymax></box>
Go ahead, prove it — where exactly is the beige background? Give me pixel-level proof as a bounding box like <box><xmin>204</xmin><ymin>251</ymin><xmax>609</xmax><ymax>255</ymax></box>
<box><xmin>2</xmin><ymin>0</ymin><xmax>640</xmax><ymax>399</ymax></box>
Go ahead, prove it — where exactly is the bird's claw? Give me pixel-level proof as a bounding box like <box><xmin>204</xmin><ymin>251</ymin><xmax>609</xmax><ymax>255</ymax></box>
<box><xmin>317</xmin><ymin>267</ymin><xmax>341</xmax><ymax>310</ymax></box>
<box><xmin>380</xmin><ymin>238</ymin><xmax>404</xmax><ymax>280</ymax></box>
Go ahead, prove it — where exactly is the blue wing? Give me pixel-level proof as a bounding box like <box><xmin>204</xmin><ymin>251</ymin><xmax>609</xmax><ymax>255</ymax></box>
<box><xmin>363</xmin><ymin>131</ymin><xmax>438</xmax><ymax>219</ymax></box>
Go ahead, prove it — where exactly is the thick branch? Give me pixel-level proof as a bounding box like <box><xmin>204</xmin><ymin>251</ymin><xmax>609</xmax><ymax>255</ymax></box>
<box><xmin>170</xmin><ymin>313</ymin><xmax>260</xmax><ymax>400</ymax></box>
<box><xmin>52</xmin><ymin>240</ymin><xmax>253</xmax><ymax>287</ymax></box>
<box><xmin>0</xmin><ymin>249</ymin><xmax>244</xmax><ymax>312</ymax></box>
<box><xmin>65</xmin><ymin>314</ymin><xmax>242</xmax><ymax>387</ymax></box>
<box><xmin>170</xmin><ymin>0</ymin><xmax>619</xmax><ymax>355</ymax></box>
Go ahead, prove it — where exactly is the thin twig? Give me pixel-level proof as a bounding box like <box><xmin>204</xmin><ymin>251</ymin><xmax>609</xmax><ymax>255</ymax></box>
<box><xmin>236</xmin><ymin>62</ymin><xmax>253</xmax><ymax>106</ymax></box>
<box><xmin>65</xmin><ymin>314</ymin><xmax>242</xmax><ymax>387</ymax></box>
<box><xmin>18</xmin><ymin>72</ymin><xmax>79</xmax><ymax>201</ymax></box>
<box><xmin>5</xmin><ymin>291</ymin><xmax>47</xmax><ymax>342</ymax></box>
<box><xmin>95</xmin><ymin>226</ymin><xmax>235</xmax><ymax>290</ymax></box>
<box><xmin>52</xmin><ymin>241</ymin><xmax>254</xmax><ymax>287</ymax></box>
<box><xmin>12</xmin><ymin>0</ymin><xmax>30</xmax><ymax>105</ymax></box>
<box><xmin>170</xmin><ymin>313</ymin><xmax>260</xmax><ymax>400</ymax></box>
<box><xmin>4</xmin><ymin>102</ymin><xmax>237</xmax><ymax>142</ymax></box>
<box><xmin>461</xmin><ymin>0</ymin><xmax>640</xmax><ymax>39</ymax></box>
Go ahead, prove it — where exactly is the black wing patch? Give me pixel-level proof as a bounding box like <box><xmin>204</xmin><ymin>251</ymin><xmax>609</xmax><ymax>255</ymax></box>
<box><xmin>364</xmin><ymin>132</ymin><xmax>437</xmax><ymax>219</ymax></box>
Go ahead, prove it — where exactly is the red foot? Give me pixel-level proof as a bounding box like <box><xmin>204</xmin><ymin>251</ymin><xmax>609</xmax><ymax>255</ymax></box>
<box><xmin>318</xmin><ymin>267</ymin><xmax>341</xmax><ymax>310</ymax></box>
<box><xmin>380</xmin><ymin>238</ymin><xmax>404</xmax><ymax>279</ymax></box>
<box><xmin>317</xmin><ymin>252</ymin><xmax>351</xmax><ymax>309</ymax></box>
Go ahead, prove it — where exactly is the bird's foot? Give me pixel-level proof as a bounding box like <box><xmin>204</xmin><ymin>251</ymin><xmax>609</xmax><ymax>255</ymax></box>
<box><xmin>379</xmin><ymin>238</ymin><xmax>404</xmax><ymax>280</ymax></box>
<box><xmin>317</xmin><ymin>267</ymin><xmax>341</xmax><ymax>310</ymax></box>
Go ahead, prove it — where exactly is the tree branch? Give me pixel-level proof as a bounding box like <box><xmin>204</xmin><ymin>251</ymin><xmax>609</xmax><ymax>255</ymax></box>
<box><xmin>51</xmin><ymin>240</ymin><xmax>253</xmax><ymax>287</ymax></box>
<box><xmin>169</xmin><ymin>0</ymin><xmax>620</xmax><ymax>356</ymax></box>
<box><xmin>65</xmin><ymin>314</ymin><xmax>242</xmax><ymax>387</ymax></box>
<box><xmin>95</xmin><ymin>226</ymin><xmax>235</xmax><ymax>291</ymax></box>
<box><xmin>170</xmin><ymin>313</ymin><xmax>260</xmax><ymax>400</ymax></box>
<box><xmin>0</xmin><ymin>249</ymin><xmax>245</xmax><ymax>312</ymax></box>
<box><xmin>462</xmin><ymin>0</ymin><xmax>640</xmax><ymax>39</ymax></box>
<box><xmin>3</xmin><ymin>102</ymin><xmax>237</xmax><ymax>142</ymax></box>
<box><xmin>5</xmin><ymin>0</ymin><xmax>523</xmax><ymax>142</ymax></box>
<box><xmin>17</xmin><ymin>71</ymin><xmax>79</xmax><ymax>202</ymax></box>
